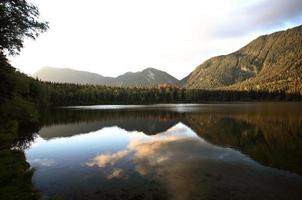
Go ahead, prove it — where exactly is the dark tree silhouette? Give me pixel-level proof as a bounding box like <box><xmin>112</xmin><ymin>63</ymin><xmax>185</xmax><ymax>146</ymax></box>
<box><xmin>0</xmin><ymin>0</ymin><xmax>48</xmax><ymax>55</ymax></box>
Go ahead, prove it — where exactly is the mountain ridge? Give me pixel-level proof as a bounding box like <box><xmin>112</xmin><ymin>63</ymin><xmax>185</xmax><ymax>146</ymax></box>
<box><xmin>34</xmin><ymin>66</ymin><xmax>181</xmax><ymax>87</ymax></box>
<box><xmin>34</xmin><ymin>25</ymin><xmax>302</xmax><ymax>92</ymax></box>
<box><xmin>186</xmin><ymin>25</ymin><xmax>302</xmax><ymax>92</ymax></box>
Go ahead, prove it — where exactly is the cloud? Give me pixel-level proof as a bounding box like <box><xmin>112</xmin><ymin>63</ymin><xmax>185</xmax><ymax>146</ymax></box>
<box><xmin>11</xmin><ymin>0</ymin><xmax>302</xmax><ymax>79</ymax></box>
<box><xmin>211</xmin><ymin>0</ymin><xmax>302</xmax><ymax>37</ymax></box>
<box><xmin>106</xmin><ymin>168</ymin><xmax>124</xmax><ymax>179</ymax></box>
<box><xmin>86</xmin><ymin>150</ymin><xmax>129</xmax><ymax>168</ymax></box>
<box><xmin>250</xmin><ymin>0</ymin><xmax>302</xmax><ymax>24</ymax></box>
<box><xmin>81</xmin><ymin>122</ymin><xmax>299</xmax><ymax>199</ymax></box>
<box><xmin>85</xmin><ymin>123</ymin><xmax>193</xmax><ymax>173</ymax></box>
<box><xmin>85</xmin><ymin>135</ymin><xmax>182</xmax><ymax>169</ymax></box>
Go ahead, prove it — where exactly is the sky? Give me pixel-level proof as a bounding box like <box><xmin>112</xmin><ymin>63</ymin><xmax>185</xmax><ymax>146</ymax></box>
<box><xmin>9</xmin><ymin>0</ymin><xmax>302</xmax><ymax>79</ymax></box>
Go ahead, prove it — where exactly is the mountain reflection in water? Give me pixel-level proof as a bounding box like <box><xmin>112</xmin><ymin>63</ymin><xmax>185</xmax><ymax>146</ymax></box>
<box><xmin>24</xmin><ymin>103</ymin><xmax>302</xmax><ymax>200</ymax></box>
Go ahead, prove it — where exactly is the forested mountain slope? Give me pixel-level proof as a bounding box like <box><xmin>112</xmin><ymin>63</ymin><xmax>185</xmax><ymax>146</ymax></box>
<box><xmin>186</xmin><ymin>25</ymin><xmax>302</xmax><ymax>92</ymax></box>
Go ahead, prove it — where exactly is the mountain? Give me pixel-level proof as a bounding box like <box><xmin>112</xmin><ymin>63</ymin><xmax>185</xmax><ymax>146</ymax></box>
<box><xmin>179</xmin><ymin>73</ymin><xmax>191</xmax><ymax>86</ymax></box>
<box><xmin>33</xmin><ymin>67</ymin><xmax>115</xmax><ymax>85</ymax></box>
<box><xmin>114</xmin><ymin>68</ymin><xmax>179</xmax><ymax>87</ymax></box>
<box><xmin>186</xmin><ymin>25</ymin><xmax>302</xmax><ymax>92</ymax></box>
<box><xmin>34</xmin><ymin>67</ymin><xmax>179</xmax><ymax>87</ymax></box>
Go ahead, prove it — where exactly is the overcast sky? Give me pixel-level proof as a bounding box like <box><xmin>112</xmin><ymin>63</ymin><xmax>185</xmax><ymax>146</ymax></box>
<box><xmin>9</xmin><ymin>0</ymin><xmax>302</xmax><ymax>79</ymax></box>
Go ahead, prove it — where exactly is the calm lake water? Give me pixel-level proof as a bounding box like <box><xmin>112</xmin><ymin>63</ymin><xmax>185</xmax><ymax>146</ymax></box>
<box><xmin>23</xmin><ymin>103</ymin><xmax>302</xmax><ymax>200</ymax></box>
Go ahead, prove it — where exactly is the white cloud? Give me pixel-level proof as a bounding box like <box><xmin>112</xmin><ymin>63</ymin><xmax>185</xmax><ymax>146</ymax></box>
<box><xmin>106</xmin><ymin>168</ymin><xmax>124</xmax><ymax>179</ymax></box>
<box><xmin>9</xmin><ymin>0</ymin><xmax>302</xmax><ymax>79</ymax></box>
<box><xmin>86</xmin><ymin>150</ymin><xmax>129</xmax><ymax>168</ymax></box>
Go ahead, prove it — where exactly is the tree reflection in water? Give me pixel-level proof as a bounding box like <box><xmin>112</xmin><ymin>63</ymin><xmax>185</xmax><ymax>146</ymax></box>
<box><xmin>20</xmin><ymin>103</ymin><xmax>302</xmax><ymax>200</ymax></box>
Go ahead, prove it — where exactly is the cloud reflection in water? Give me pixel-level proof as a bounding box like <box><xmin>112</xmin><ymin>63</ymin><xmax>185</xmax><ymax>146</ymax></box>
<box><xmin>25</xmin><ymin>110</ymin><xmax>302</xmax><ymax>200</ymax></box>
<box><xmin>85</xmin><ymin>123</ymin><xmax>256</xmax><ymax>179</ymax></box>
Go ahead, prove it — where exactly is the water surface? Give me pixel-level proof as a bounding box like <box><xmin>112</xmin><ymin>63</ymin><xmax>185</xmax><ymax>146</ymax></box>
<box><xmin>23</xmin><ymin>103</ymin><xmax>302</xmax><ymax>200</ymax></box>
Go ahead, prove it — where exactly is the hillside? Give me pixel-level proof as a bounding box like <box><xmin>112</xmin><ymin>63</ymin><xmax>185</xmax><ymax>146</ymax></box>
<box><xmin>179</xmin><ymin>73</ymin><xmax>191</xmax><ymax>86</ymax></box>
<box><xmin>34</xmin><ymin>67</ymin><xmax>179</xmax><ymax>87</ymax></box>
<box><xmin>114</xmin><ymin>68</ymin><xmax>179</xmax><ymax>87</ymax></box>
<box><xmin>186</xmin><ymin>25</ymin><xmax>302</xmax><ymax>92</ymax></box>
<box><xmin>33</xmin><ymin>67</ymin><xmax>115</xmax><ymax>85</ymax></box>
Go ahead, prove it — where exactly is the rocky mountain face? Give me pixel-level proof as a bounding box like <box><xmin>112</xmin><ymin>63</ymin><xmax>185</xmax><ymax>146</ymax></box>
<box><xmin>186</xmin><ymin>25</ymin><xmax>302</xmax><ymax>92</ymax></box>
<box><xmin>34</xmin><ymin>67</ymin><xmax>180</xmax><ymax>87</ymax></box>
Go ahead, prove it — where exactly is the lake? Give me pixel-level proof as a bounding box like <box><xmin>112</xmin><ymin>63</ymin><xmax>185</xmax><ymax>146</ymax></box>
<box><xmin>21</xmin><ymin>103</ymin><xmax>302</xmax><ymax>200</ymax></box>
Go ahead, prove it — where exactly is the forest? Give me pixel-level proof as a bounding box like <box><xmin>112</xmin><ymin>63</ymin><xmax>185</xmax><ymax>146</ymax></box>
<box><xmin>1</xmin><ymin>54</ymin><xmax>302</xmax><ymax>136</ymax></box>
<box><xmin>2</xmin><ymin>56</ymin><xmax>302</xmax><ymax>109</ymax></box>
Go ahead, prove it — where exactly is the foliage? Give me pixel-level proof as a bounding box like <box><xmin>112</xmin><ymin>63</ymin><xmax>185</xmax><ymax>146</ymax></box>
<box><xmin>0</xmin><ymin>0</ymin><xmax>48</xmax><ymax>197</ymax></box>
<box><xmin>42</xmin><ymin>81</ymin><xmax>301</xmax><ymax>106</ymax></box>
<box><xmin>1</xmin><ymin>60</ymin><xmax>301</xmax><ymax>109</ymax></box>
<box><xmin>0</xmin><ymin>0</ymin><xmax>48</xmax><ymax>55</ymax></box>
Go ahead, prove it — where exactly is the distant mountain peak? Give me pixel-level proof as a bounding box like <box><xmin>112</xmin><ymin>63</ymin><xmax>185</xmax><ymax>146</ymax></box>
<box><xmin>146</xmin><ymin>69</ymin><xmax>155</xmax><ymax>80</ymax></box>
<box><xmin>143</xmin><ymin>67</ymin><xmax>158</xmax><ymax>71</ymax></box>
<box><xmin>34</xmin><ymin>66</ymin><xmax>182</xmax><ymax>87</ymax></box>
